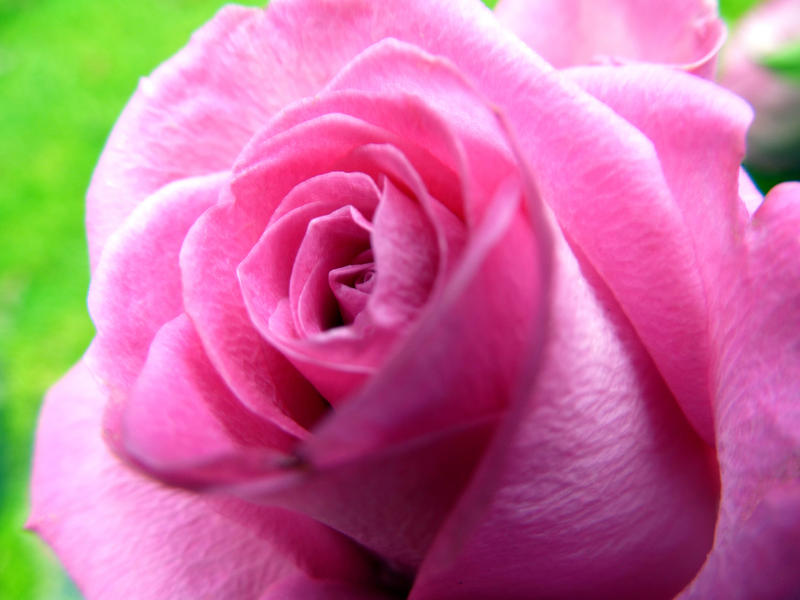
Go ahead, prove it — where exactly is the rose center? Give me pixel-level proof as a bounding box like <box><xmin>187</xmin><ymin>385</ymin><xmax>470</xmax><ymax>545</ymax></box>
<box><xmin>328</xmin><ymin>252</ymin><xmax>377</xmax><ymax>326</ymax></box>
<box><xmin>354</xmin><ymin>268</ymin><xmax>376</xmax><ymax>293</ymax></box>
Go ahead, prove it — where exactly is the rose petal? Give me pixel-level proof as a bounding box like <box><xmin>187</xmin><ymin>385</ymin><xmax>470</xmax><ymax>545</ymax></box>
<box><xmin>27</xmin><ymin>362</ymin><xmax>307</xmax><ymax>600</ymax></box>
<box><xmin>329</xmin><ymin>260</ymin><xmax>375</xmax><ymax>324</ymax></box>
<box><xmin>411</xmin><ymin>232</ymin><xmax>719</xmax><ymax>600</ymax></box>
<box><xmin>495</xmin><ymin>0</ymin><xmax>725</xmax><ymax>77</ymax></box>
<box><xmin>86</xmin><ymin>172</ymin><xmax>224</xmax><ymax>398</ymax></box>
<box><xmin>182</xmin><ymin>198</ymin><xmax>331</xmax><ymax>436</ymax></box>
<box><xmin>195</xmin><ymin>103</ymin><xmax>476</xmax><ymax>427</ymax></box>
<box><xmin>235</xmin><ymin>92</ymin><xmax>472</xmax><ymax>223</ymax></box>
<box><xmin>368</xmin><ymin>179</ymin><xmax>439</xmax><ymax>327</ymax></box>
<box><xmin>238</xmin><ymin>171</ymin><xmax>380</xmax><ymax>335</ymax></box>
<box><xmin>121</xmin><ymin>314</ymin><xmax>295</xmax><ymax>481</ymax></box>
<box><xmin>678</xmin><ymin>183</ymin><xmax>800</xmax><ymax>599</ymax></box>
<box><xmin>321</xmin><ymin>39</ymin><xmax>517</xmax><ymax>222</ymax></box>
<box><xmin>183</xmin><ymin>114</ymin><xmax>400</xmax><ymax>416</ymax></box>
<box><xmin>346</xmin><ymin>144</ymin><xmax>467</xmax><ymax>286</ymax></box>
<box><xmin>227</xmin><ymin>416</ymin><xmax>499</xmax><ymax>572</ymax></box>
<box><xmin>566</xmin><ymin>64</ymin><xmax>753</xmax><ymax>442</ymax></box>
<box><xmin>86</xmin><ymin>6</ymin><xmax>267</xmax><ymax>267</ymax></box>
<box><xmin>290</xmin><ymin>206</ymin><xmax>372</xmax><ymax>335</ymax></box>
<box><xmin>260</xmin><ymin>574</ymin><xmax>393</xmax><ymax>600</ymax></box>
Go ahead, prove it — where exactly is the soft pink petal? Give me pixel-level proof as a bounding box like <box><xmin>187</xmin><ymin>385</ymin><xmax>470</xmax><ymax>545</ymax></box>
<box><xmin>368</xmin><ymin>179</ymin><xmax>439</xmax><ymax>327</ymax></box>
<box><xmin>411</xmin><ymin>232</ymin><xmax>719</xmax><ymax>600</ymax></box>
<box><xmin>86</xmin><ymin>172</ymin><xmax>224</xmax><ymax>397</ymax></box>
<box><xmin>29</xmin><ymin>362</ymin><xmax>300</xmax><ymax>600</ymax></box>
<box><xmin>86</xmin><ymin>6</ymin><xmax>266</xmax><ymax>267</ymax></box>
<box><xmin>235</xmin><ymin>124</ymin><xmax>465</xmax><ymax>408</ymax></box>
<box><xmin>287</xmin><ymin>207</ymin><xmax>374</xmax><ymax>402</ymax></box>
<box><xmin>227</xmin><ymin>416</ymin><xmax>499</xmax><ymax>573</ymax></box>
<box><xmin>566</xmin><ymin>64</ymin><xmax>753</xmax><ymax>442</ymax></box>
<box><xmin>234</xmin><ymin>92</ymin><xmax>475</xmax><ymax>225</ymax></box>
<box><xmin>121</xmin><ymin>314</ymin><xmax>295</xmax><ymax>481</ymax></box>
<box><xmin>181</xmin><ymin>197</ymin><xmax>328</xmax><ymax>437</ymax></box>
<box><xmin>348</xmin><ymin>144</ymin><xmax>467</xmax><ymax>286</ymax></box>
<box><xmin>679</xmin><ymin>183</ymin><xmax>800</xmax><ymax>599</ymax></box>
<box><xmin>238</xmin><ymin>172</ymin><xmax>379</xmax><ymax>337</ymax></box>
<box><xmin>246</xmin><ymin>88</ymin><xmax>470</xmax><ymax>279</ymax></box>
<box><xmin>89</xmin><ymin>0</ymin><xmax>407</xmax><ymax>267</ymax></box>
<box><xmin>329</xmin><ymin>260</ymin><xmax>374</xmax><ymax>324</ymax></box>
<box><xmin>495</xmin><ymin>0</ymin><xmax>725</xmax><ymax>76</ymax></box>
<box><xmin>211</xmin><ymin>85</ymin><xmax>503</xmax><ymax>424</ymax></box>
<box><xmin>290</xmin><ymin>206</ymin><xmax>372</xmax><ymax>336</ymax></box>
<box><xmin>320</xmin><ymin>39</ymin><xmax>517</xmax><ymax>222</ymax></box>
<box><xmin>507</xmin><ymin>75</ymin><xmax>710</xmax><ymax>448</ymax></box>
<box><xmin>260</xmin><ymin>574</ymin><xmax>392</xmax><ymax>600</ymax></box>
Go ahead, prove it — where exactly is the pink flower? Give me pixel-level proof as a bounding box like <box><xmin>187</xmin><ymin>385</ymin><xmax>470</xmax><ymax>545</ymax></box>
<box><xmin>718</xmin><ymin>0</ymin><xmax>800</xmax><ymax>172</ymax></box>
<box><xmin>29</xmin><ymin>1</ymin><xmax>800</xmax><ymax>598</ymax></box>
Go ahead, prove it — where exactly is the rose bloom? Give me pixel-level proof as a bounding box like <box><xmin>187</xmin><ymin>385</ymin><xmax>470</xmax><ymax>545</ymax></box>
<box><xmin>29</xmin><ymin>0</ymin><xmax>800</xmax><ymax>599</ymax></box>
<box><xmin>719</xmin><ymin>0</ymin><xmax>800</xmax><ymax>173</ymax></box>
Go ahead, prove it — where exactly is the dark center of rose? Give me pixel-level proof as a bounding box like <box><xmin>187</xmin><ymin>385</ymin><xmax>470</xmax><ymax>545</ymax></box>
<box><xmin>327</xmin><ymin>249</ymin><xmax>376</xmax><ymax>327</ymax></box>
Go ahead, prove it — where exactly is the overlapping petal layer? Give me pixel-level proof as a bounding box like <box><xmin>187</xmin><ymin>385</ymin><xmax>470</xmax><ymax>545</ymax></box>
<box><xmin>27</xmin><ymin>363</ymin><xmax>373</xmax><ymax>600</ymax></box>
<box><xmin>495</xmin><ymin>0</ymin><xmax>724</xmax><ymax>76</ymax></box>
<box><xmin>410</xmin><ymin>231</ymin><xmax>719</xmax><ymax>600</ymax></box>
<box><xmin>567</xmin><ymin>64</ymin><xmax>753</xmax><ymax>441</ymax></box>
<box><xmin>678</xmin><ymin>183</ymin><xmax>800</xmax><ymax>599</ymax></box>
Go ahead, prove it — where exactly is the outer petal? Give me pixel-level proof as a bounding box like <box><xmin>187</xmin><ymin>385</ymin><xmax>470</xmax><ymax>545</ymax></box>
<box><xmin>87</xmin><ymin>6</ymin><xmax>265</xmax><ymax>267</ymax></box>
<box><xmin>410</xmin><ymin>233</ymin><xmax>719</xmax><ymax>600</ymax></box>
<box><xmin>260</xmin><ymin>574</ymin><xmax>392</xmax><ymax>600</ymax></box>
<box><xmin>86</xmin><ymin>172</ymin><xmax>224</xmax><ymax>397</ymax></box>
<box><xmin>121</xmin><ymin>314</ymin><xmax>296</xmax><ymax>478</ymax></box>
<box><xmin>88</xmin><ymin>1</ymin><xmax>407</xmax><ymax>267</ymax></box>
<box><xmin>495</xmin><ymin>0</ymin><xmax>725</xmax><ymax>77</ymax></box>
<box><xmin>678</xmin><ymin>183</ymin><xmax>800</xmax><ymax>599</ymax></box>
<box><xmin>566</xmin><ymin>64</ymin><xmax>753</xmax><ymax>442</ymax></box>
<box><xmin>28</xmin><ymin>362</ymin><xmax>300</xmax><ymax>600</ymax></box>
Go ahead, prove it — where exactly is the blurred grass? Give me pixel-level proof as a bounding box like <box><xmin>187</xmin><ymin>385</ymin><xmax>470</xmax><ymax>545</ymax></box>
<box><xmin>719</xmin><ymin>0</ymin><xmax>762</xmax><ymax>23</ymax></box>
<box><xmin>0</xmin><ymin>1</ymin><xmax>259</xmax><ymax>598</ymax></box>
<box><xmin>0</xmin><ymin>0</ymin><xmax>793</xmax><ymax>599</ymax></box>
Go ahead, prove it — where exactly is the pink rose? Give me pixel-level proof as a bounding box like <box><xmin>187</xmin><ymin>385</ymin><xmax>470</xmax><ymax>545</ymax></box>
<box><xmin>718</xmin><ymin>0</ymin><xmax>800</xmax><ymax>172</ymax></box>
<box><xmin>29</xmin><ymin>1</ymin><xmax>800</xmax><ymax>599</ymax></box>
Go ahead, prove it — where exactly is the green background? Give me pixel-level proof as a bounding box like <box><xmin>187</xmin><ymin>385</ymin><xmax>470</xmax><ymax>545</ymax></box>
<box><xmin>0</xmin><ymin>0</ymin><xmax>793</xmax><ymax>598</ymax></box>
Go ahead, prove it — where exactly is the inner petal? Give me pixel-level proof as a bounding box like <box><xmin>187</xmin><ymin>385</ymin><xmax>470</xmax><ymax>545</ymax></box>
<box><xmin>368</xmin><ymin>179</ymin><xmax>440</xmax><ymax>327</ymax></box>
<box><xmin>329</xmin><ymin>260</ymin><xmax>377</xmax><ymax>325</ymax></box>
<box><xmin>238</xmin><ymin>171</ymin><xmax>380</xmax><ymax>333</ymax></box>
<box><xmin>291</xmin><ymin>205</ymin><xmax>372</xmax><ymax>337</ymax></box>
